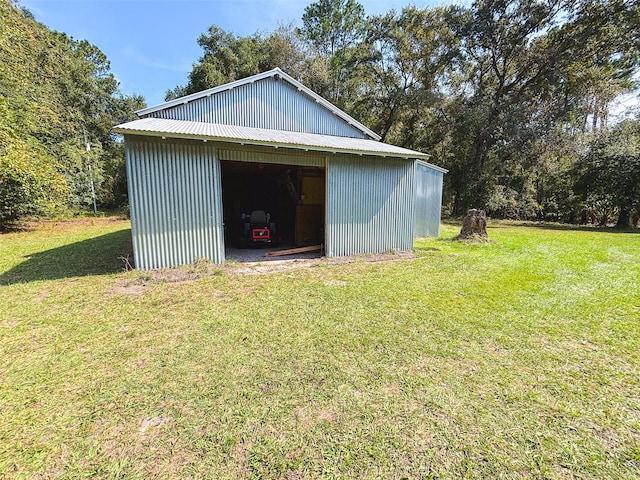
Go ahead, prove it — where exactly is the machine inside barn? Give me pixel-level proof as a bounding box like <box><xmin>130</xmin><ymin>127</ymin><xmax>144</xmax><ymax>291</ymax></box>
<box><xmin>221</xmin><ymin>161</ymin><xmax>325</xmax><ymax>249</ymax></box>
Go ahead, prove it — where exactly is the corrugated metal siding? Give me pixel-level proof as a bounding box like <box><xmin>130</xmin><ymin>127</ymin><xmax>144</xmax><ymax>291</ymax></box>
<box><xmin>125</xmin><ymin>136</ymin><xmax>224</xmax><ymax>269</ymax></box>
<box><xmin>217</xmin><ymin>145</ymin><xmax>324</xmax><ymax>167</ymax></box>
<box><xmin>414</xmin><ymin>162</ymin><xmax>444</xmax><ymax>237</ymax></box>
<box><xmin>145</xmin><ymin>77</ymin><xmax>368</xmax><ymax>139</ymax></box>
<box><xmin>116</xmin><ymin>117</ymin><xmax>433</xmax><ymax>160</ymax></box>
<box><xmin>326</xmin><ymin>155</ymin><xmax>415</xmax><ymax>257</ymax></box>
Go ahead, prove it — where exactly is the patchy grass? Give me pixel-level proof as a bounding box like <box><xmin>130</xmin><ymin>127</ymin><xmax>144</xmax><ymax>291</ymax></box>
<box><xmin>0</xmin><ymin>219</ymin><xmax>639</xmax><ymax>479</ymax></box>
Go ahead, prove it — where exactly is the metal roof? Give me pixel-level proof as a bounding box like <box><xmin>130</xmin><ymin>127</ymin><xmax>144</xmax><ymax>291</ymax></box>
<box><xmin>136</xmin><ymin>68</ymin><xmax>381</xmax><ymax>141</ymax></box>
<box><xmin>113</xmin><ymin>117</ymin><xmax>447</xmax><ymax>172</ymax></box>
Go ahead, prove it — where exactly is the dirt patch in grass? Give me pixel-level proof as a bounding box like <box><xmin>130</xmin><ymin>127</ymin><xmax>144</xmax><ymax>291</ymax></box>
<box><xmin>230</xmin><ymin>440</ymin><xmax>253</xmax><ymax>477</ymax></box>
<box><xmin>229</xmin><ymin>250</ymin><xmax>415</xmax><ymax>275</ymax></box>
<box><xmin>138</xmin><ymin>416</ymin><xmax>172</xmax><ymax>433</ymax></box>
<box><xmin>109</xmin><ymin>250</ymin><xmax>416</xmax><ymax>285</ymax></box>
<box><xmin>108</xmin><ymin>282</ymin><xmax>148</xmax><ymax>296</ymax></box>
<box><xmin>295</xmin><ymin>406</ymin><xmax>337</xmax><ymax>428</ymax></box>
<box><xmin>228</xmin><ymin>258</ymin><xmax>322</xmax><ymax>275</ymax></box>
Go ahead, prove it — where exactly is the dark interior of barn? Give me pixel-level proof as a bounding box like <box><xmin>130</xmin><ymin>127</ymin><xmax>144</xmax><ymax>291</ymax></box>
<box><xmin>220</xmin><ymin>160</ymin><xmax>325</xmax><ymax>250</ymax></box>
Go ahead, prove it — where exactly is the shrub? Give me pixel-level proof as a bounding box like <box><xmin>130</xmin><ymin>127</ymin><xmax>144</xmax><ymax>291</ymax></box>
<box><xmin>0</xmin><ymin>135</ymin><xmax>68</xmax><ymax>230</ymax></box>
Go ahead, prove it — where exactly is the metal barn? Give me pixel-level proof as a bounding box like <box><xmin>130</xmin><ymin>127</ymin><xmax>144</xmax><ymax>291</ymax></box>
<box><xmin>114</xmin><ymin>68</ymin><xmax>446</xmax><ymax>270</ymax></box>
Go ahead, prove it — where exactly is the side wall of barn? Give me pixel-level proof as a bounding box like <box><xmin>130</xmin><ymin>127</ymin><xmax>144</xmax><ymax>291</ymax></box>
<box><xmin>414</xmin><ymin>161</ymin><xmax>444</xmax><ymax>237</ymax></box>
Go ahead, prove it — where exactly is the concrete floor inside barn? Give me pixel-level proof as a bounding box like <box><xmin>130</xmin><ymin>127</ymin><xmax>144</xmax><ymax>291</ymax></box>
<box><xmin>225</xmin><ymin>243</ymin><xmax>322</xmax><ymax>263</ymax></box>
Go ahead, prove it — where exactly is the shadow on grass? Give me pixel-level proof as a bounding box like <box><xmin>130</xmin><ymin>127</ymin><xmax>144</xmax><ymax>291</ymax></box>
<box><xmin>0</xmin><ymin>229</ymin><xmax>133</xmax><ymax>285</ymax></box>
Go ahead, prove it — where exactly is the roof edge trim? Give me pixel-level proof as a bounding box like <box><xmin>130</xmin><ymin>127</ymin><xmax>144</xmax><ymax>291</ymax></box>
<box><xmin>113</xmin><ymin>128</ymin><xmax>445</xmax><ymax>167</ymax></box>
<box><xmin>416</xmin><ymin>159</ymin><xmax>448</xmax><ymax>173</ymax></box>
<box><xmin>135</xmin><ymin>68</ymin><xmax>382</xmax><ymax>141</ymax></box>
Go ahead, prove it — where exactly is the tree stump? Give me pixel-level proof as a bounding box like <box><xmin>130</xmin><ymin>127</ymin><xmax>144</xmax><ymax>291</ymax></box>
<box><xmin>458</xmin><ymin>209</ymin><xmax>488</xmax><ymax>239</ymax></box>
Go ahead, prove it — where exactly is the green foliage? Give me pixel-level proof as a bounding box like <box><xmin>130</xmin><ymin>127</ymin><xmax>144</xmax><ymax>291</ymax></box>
<box><xmin>298</xmin><ymin>0</ymin><xmax>369</xmax><ymax>106</ymax></box>
<box><xmin>0</xmin><ymin>93</ymin><xmax>69</xmax><ymax>228</ymax></box>
<box><xmin>486</xmin><ymin>184</ymin><xmax>541</xmax><ymax>220</ymax></box>
<box><xmin>165</xmin><ymin>25</ymin><xmax>317</xmax><ymax>100</ymax></box>
<box><xmin>573</xmin><ymin>119</ymin><xmax>640</xmax><ymax>226</ymax></box>
<box><xmin>0</xmin><ymin>133</ymin><xmax>68</xmax><ymax>229</ymax></box>
<box><xmin>427</xmin><ymin>0</ymin><xmax>639</xmax><ymax>215</ymax></box>
<box><xmin>0</xmin><ymin>0</ymin><xmax>144</xmax><ymax>228</ymax></box>
<box><xmin>300</xmin><ymin>0</ymin><xmax>365</xmax><ymax>57</ymax></box>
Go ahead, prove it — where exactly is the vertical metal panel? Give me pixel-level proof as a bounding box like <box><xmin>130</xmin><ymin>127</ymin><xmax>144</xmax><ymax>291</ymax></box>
<box><xmin>325</xmin><ymin>155</ymin><xmax>415</xmax><ymax>257</ymax></box>
<box><xmin>414</xmin><ymin>161</ymin><xmax>444</xmax><ymax>237</ymax></box>
<box><xmin>125</xmin><ymin>136</ymin><xmax>224</xmax><ymax>269</ymax></box>
<box><xmin>145</xmin><ymin>78</ymin><xmax>368</xmax><ymax>139</ymax></box>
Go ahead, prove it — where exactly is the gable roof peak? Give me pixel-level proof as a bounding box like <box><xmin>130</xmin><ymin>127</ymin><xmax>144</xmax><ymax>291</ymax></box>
<box><xmin>136</xmin><ymin>68</ymin><xmax>381</xmax><ymax>141</ymax></box>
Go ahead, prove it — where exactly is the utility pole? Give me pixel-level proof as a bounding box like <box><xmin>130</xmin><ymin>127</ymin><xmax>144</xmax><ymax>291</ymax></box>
<box><xmin>83</xmin><ymin>127</ymin><xmax>97</xmax><ymax>215</ymax></box>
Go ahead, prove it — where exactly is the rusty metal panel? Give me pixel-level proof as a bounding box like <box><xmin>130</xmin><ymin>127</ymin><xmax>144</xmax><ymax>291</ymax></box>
<box><xmin>414</xmin><ymin>161</ymin><xmax>444</xmax><ymax>237</ymax></box>
<box><xmin>325</xmin><ymin>155</ymin><xmax>415</xmax><ymax>257</ymax></box>
<box><xmin>146</xmin><ymin>77</ymin><xmax>369</xmax><ymax>139</ymax></box>
<box><xmin>125</xmin><ymin>136</ymin><xmax>224</xmax><ymax>269</ymax></box>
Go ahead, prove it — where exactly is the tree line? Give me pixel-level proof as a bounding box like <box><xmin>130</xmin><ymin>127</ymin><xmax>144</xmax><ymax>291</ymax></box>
<box><xmin>0</xmin><ymin>0</ymin><xmax>144</xmax><ymax>230</ymax></box>
<box><xmin>168</xmin><ymin>0</ymin><xmax>639</xmax><ymax>227</ymax></box>
<box><xmin>1</xmin><ymin>0</ymin><xmax>638</xmax><ymax>230</ymax></box>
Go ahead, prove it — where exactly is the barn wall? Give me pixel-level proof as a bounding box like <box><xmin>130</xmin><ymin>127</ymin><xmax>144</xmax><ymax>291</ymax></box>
<box><xmin>144</xmin><ymin>77</ymin><xmax>368</xmax><ymax>139</ymax></box>
<box><xmin>217</xmin><ymin>144</ymin><xmax>325</xmax><ymax>167</ymax></box>
<box><xmin>414</xmin><ymin>161</ymin><xmax>444</xmax><ymax>237</ymax></box>
<box><xmin>326</xmin><ymin>155</ymin><xmax>415</xmax><ymax>257</ymax></box>
<box><xmin>125</xmin><ymin>136</ymin><xmax>224</xmax><ymax>269</ymax></box>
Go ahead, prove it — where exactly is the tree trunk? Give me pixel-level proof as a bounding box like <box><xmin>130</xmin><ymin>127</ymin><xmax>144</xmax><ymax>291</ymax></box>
<box><xmin>580</xmin><ymin>208</ymin><xmax>588</xmax><ymax>225</ymax></box>
<box><xmin>457</xmin><ymin>209</ymin><xmax>488</xmax><ymax>239</ymax></box>
<box><xmin>616</xmin><ymin>208</ymin><xmax>630</xmax><ymax>228</ymax></box>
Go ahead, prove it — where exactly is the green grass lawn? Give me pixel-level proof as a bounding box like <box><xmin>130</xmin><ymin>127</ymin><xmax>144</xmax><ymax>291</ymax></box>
<box><xmin>1</xmin><ymin>219</ymin><xmax>639</xmax><ymax>479</ymax></box>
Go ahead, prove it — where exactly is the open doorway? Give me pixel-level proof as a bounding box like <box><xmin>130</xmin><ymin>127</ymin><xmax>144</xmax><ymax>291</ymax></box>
<box><xmin>220</xmin><ymin>160</ymin><xmax>325</xmax><ymax>261</ymax></box>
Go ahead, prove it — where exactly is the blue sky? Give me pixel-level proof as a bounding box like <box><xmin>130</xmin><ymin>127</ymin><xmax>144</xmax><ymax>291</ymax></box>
<box><xmin>20</xmin><ymin>0</ymin><xmax>436</xmax><ymax>108</ymax></box>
